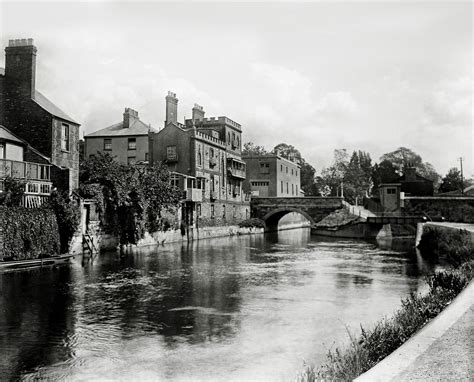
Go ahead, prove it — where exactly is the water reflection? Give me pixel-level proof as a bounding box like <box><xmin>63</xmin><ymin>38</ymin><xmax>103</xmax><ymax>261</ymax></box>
<box><xmin>0</xmin><ymin>229</ymin><xmax>438</xmax><ymax>381</ymax></box>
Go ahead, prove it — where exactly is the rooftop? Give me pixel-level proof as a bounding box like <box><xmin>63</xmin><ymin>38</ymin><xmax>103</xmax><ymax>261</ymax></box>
<box><xmin>0</xmin><ymin>125</ymin><xmax>26</xmax><ymax>145</ymax></box>
<box><xmin>85</xmin><ymin>119</ymin><xmax>157</xmax><ymax>137</ymax></box>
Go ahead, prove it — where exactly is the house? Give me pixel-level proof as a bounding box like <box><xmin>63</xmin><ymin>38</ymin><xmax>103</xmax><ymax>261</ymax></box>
<box><xmin>0</xmin><ymin>125</ymin><xmax>53</xmax><ymax>207</ymax></box>
<box><xmin>0</xmin><ymin>39</ymin><xmax>80</xmax><ymax>193</ymax></box>
<box><xmin>84</xmin><ymin>108</ymin><xmax>156</xmax><ymax>164</ymax></box>
<box><xmin>398</xmin><ymin>167</ymin><xmax>434</xmax><ymax>196</ymax></box>
<box><xmin>149</xmin><ymin>92</ymin><xmax>249</xmax><ymax>228</ymax></box>
<box><xmin>243</xmin><ymin>154</ymin><xmax>301</xmax><ymax>197</ymax></box>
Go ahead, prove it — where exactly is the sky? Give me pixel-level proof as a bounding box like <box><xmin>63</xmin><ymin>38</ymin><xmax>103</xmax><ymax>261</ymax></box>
<box><xmin>0</xmin><ymin>1</ymin><xmax>472</xmax><ymax>177</ymax></box>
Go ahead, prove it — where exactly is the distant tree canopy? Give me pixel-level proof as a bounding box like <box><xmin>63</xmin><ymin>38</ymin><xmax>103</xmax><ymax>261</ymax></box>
<box><xmin>380</xmin><ymin>147</ymin><xmax>441</xmax><ymax>190</ymax></box>
<box><xmin>242</xmin><ymin>142</ymin><xmax>268</xmax><ymax>156</ymax></box>
<box><xmin>438</xmin><ymin>167</ymin><xmax>471</xmax><ymax>193</ymax></box>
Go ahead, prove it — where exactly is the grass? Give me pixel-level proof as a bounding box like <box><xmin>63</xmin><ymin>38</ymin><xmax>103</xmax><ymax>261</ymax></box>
<box><xmin>297</xmin><ymin>227</ymin><xmax>473</xmax><ymax>382</ymax></box>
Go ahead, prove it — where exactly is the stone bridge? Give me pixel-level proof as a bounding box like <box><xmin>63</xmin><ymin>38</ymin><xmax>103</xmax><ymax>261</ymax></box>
<box><xmin>250</xmin><ymin>197</ymin><xmax>344</xmax><ymax>230</ymax></box>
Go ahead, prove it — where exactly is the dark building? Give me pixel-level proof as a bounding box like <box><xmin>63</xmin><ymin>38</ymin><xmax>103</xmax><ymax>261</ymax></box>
<box><xmin>0</xmin><ymin>39</ymin><xmax>80</xmax><ymax>193</ymax></box>
<box><xmin>398</xmin><ymin>167</ymin><xmax>433</xmax><ymax>196</ymax></box>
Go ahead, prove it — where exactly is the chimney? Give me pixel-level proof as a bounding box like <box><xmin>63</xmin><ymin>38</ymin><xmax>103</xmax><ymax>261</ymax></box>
<box><xmin>192</xmin><ymin>103</ymin><xmax>205</xmax><ymax>122</ymax></box>
<box><xmin>404</xmin><ymin>167</ymin><xmax>417</xmax><ymax>182</ymax></box>
<box><xmin>123</xmin><ymin>107</ymin><xmax>139</xmax><ymax>128</ymax></box>
<box><xmin>165</xmin><ymin>91</ymin><xmax>178</xmax><ymax>125</ymax></box>
<box><xmin>5</xmin><ymin>38</ymin><xmax>37</xmax><ymax>98</ymax></box>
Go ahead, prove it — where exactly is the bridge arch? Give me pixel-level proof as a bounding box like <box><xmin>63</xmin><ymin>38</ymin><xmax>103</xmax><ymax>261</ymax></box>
<box><xmin>262</xmin><ymin>207</ymin><xmax>315</xmax><ymax>231</ymax></box>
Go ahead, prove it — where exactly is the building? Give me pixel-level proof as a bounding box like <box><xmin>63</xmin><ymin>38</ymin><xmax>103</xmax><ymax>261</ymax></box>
<box><xmin>149</xmin><ymin>92</ymin><xmax>249</xmax><ymax>228</ymax></box>
<box><xmin>378</xmin><ymin>183</ymin><xmax>401</xmax><ymax>212</ymax></box>
<box><xmin>398</xmin><ymin>167</ymin><xmax>434</xmax><ymax>196</ymax></box>
<box><xmin>84</xmin><ymin>108</ymin><xmax>156</xmax><ymax>164</ymax></box>
<box><xmin>0</xmin><ymin>125</ymin><xmax>53</xmax><ymax>207</ymax></box>
<box><xmin>0</xmin><ymin>39</ymin><xmax>80</xmax><ymax>193</ymax></box>
<box><xmin>243</xmin><ymin>154</ymin><xmax>301</xmax><ymax>197</ymax></box>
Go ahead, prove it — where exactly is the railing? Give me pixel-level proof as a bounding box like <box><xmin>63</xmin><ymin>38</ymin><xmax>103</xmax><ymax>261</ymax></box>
<box><xmin>0</xmin><ymin>178</ymin><xmax>53</xmax><ymax>208</ymax></box>
<box><xmin>227</xmin><ymin>167</ymin><xmax>246</xmax><ymax>179</ymax></box>
<box><xmin>0</xmin><ymin>159</ymin><xmax>51</xmax><ymax>181</ymax></box>
<box><xmin>194</xmin><ymin>131</ymin><xmax>226</xmax><ymax>148</ymax></box>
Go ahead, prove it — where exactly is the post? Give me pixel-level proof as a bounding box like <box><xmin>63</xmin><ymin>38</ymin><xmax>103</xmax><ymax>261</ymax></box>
<box><xmin>459</xmin><ymin>157</ymin><xmax>464</xmax><ymax>196</ymax></box>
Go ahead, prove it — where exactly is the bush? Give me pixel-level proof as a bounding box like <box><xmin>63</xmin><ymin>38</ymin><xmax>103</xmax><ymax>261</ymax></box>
<box><xmin>0</xmin><ymin>207</ymin><xmax>60</xmax><ymax>261</ymax></box>
<box><xmin>45</xmin><ymin>192</ymin><xmax>80</xmax><ymax>254</ymax></box>
<box><xmin>0</xmin><ymin>176</ymin><xmax>26</xmax><ymax>207</ymax></box>
<box><xmin>418</xmin><ymin>227</ymin><xmax>473</xmax><ymax>266</ymax></box>
<box><xmin>238</xmin><ymin>218</ymin><xmax>265</xmax><ymax>229</ymax></box>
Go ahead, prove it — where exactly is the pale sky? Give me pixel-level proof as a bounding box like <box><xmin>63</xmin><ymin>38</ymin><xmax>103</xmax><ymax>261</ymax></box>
<box><xmin>0</xmin><ymin>1</ymin><xmax>472</xmax><ymax>177</ymax></box>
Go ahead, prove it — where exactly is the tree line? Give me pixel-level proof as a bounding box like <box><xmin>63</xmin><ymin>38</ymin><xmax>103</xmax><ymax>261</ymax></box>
<box><xmin>243</xmin><ymin>143</ymin><xmax>470</xmax><ymax>203</ymax></box>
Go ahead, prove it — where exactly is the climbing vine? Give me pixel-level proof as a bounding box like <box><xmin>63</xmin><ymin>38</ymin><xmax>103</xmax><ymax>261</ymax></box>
<box><xmin>79</xmin><ymin>152</ymin><xmax>182</xmax><ymax>245</ymax></box>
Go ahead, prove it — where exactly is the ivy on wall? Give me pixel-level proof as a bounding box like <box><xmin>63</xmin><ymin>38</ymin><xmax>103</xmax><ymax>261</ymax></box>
<box><xmin>0</xmin><ymin>207</ymin><xmax>60</xmax><ymax>261</ymax></box>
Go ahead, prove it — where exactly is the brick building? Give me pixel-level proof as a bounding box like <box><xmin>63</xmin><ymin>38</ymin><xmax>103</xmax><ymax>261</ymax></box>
<box><xmin>84</xmin><ymin>108</ymin><xmax>156</xmax><ymax>164</ymax></box>
<box><xmin>149</xmin><ymin>92</ymin><xmax>249</xmax><ymax>228</ymax></box>
<box><xmin>243</xmin><ymin>154</ymin><xmax>301</xmax><ymax>197</ymax></box>
<box><xmin>0</xmin><ymin>39</ymin><xmax>80</xmax><ymax>193</ymax></box>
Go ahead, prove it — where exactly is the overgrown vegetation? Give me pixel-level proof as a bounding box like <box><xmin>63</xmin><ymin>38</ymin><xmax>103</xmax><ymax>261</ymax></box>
<box><xmin>79</xmin><ymin>153</ymin><xmax>182</xmax><ymax>245</ymax></box>
<box><xmin>0</xmin><ymin>176</ymin><xmax>26</xmax><ymax>207</ymax></box>
<box><xmin>0</xmin><ymin>207</ymin><xmax>60</xmax><ymax>261</ymax></box>
<box><xmin>298</xmin><ymin>227</ymin><xmax>473</xmax><ymax>382</ymax></box>
<box><xmin>44</xmin><ymin>191</ymin><xmax>81</xmax><ymax>254</ymax></box>
<box><xmin>238</xmin><ymin>218</ymin><xmax>265</xmax><ymax>229</ymax></box>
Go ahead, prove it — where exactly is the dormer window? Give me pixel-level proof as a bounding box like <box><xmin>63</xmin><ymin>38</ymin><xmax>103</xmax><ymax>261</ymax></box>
<box><xmin>61</xmin><ymin>123</ymin><xmax>70</xmax><ymax>151</ymax></box>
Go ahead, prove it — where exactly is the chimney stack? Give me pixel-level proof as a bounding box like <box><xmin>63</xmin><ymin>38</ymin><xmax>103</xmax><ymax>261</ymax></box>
<box><xmin>123</xmin><ymin>108</ymin><xmax>139</xmax><ymax>128</ymax></box>
<box><xmin>192</xmin><ymin>103</ymin><xmax>205</xmax><ymax>123</ymax></box>
<box><xmin>5</xmin><ymin>38</ymin><xmax>37</xmax><ymax>98</ymax></box>
<box><xmin>165</xmin><ymin>91</ymin><xmax>178</xmax><ymax>125</ymax></box>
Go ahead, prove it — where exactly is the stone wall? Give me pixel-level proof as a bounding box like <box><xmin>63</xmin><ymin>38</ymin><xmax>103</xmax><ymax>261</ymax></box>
<box><xmin>403</xmin><ymin>197</ymin><xmax>474</xmax><ymax>223</ymax></box>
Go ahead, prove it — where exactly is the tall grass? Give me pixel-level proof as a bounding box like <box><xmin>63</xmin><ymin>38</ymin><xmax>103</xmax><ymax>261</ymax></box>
<box><xmin>297</xmin><ymin>228</ymin><xmax>473</xmax><ymax>382</ymax></box>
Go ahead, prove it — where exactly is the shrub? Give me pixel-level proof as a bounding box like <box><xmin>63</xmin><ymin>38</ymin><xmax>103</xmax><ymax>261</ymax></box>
<box><xmin>0</xmin><ymin>207</ymin><xmax>60</xmax><ymax>261</ymax></box>
<box><xmin>0</xmin><ymin>176</ymin><xmax>26</xmax><ymax>207</ymax></box>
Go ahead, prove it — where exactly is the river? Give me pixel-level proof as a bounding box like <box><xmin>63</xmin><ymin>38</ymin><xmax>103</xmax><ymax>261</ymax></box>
<box><xmin>0</xmin><ymin>228</ymin><xmax>437</xmax><ymax>381</ymax></box>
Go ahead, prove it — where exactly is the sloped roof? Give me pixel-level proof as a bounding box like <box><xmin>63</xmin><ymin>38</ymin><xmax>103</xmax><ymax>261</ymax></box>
<box><xmin>0</xmin><ymin>125</ymin><xmax>26</xmax><ymax>145</ymax></box>
<box><xmin>85</xmin><ymin>119</ymin><xmax>157</xmax><ymax>137</ymax></box>
<box><xmin>34</xmin><ymin>90</ymin><xmax>79</xmax><ymax>125</ymax></box>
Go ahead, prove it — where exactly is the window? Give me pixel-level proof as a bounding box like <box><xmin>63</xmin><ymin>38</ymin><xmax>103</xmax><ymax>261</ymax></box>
<box><xmin>127</xmin><ymin>156</ymin><xmax>136</xmax><ymax>165</ymax></box>
<box><xmin>291</xmin><ymin>169</ymin><xmax>294</xmax><ymax>175</ymax></box>
<box><xmin>223</xmin><ymin>204</ymin><xmax>226</xmax><ymax>219</ymax></box>
<box><xmin>128</xmin><ymin>138</ymin><xmax>136</xmax><ymax>150</ymax></box>
<box><xmin>145</xmin><ymin>152</ymin><xmax>149</xmax><ymax>161</ymax></box>
<box><xmin>296</xmin><ymin>185</ymin><xmax>298</xmax><ymax>194</ymax></box>
<box><xmin>387</xmin><ymin>188</ymin><xmax>396</xmax><ymax>195</ymax></box>
<box><xmin>171</xmin><ymin>175</ymin><xmax>180</xmax><ymax>188</ymax></box>
<box><xmin>210</xmin><ymin>204</ymin><xmax>215</xmax><ymax>218</ymax></box>
<box><xmin>260</xmin><ymin>162</ymin><xmax>270</xmax><ymax>174</ymax></box>
<box><xmin>296</xmin><ymin>170</ymin><xmax>298</xmax><ymax>177</ymax></box>
<box><xmin>104</xmin><ymin>139</ymin><xmax>112</xmax><ymax>151</ymax></box>
<box><xmin>197</xmin><ymin>204</ymin><xmax>201</xmax><ymax>217</ymax></box>
<box><xmin>281</xmin><ymin>181</ymin><xmax>283</xmax><ymax>193</ymax></box>
<box><xmin>233</xmin><ymin>205</ymin><xmax>236</xmax><ymax>218</ymax></box>
<box><xmin>281</xmin><ymin>164</ymin><xmax>283</xmax><ymax>172</ymax></box>
<box><xmin>286</xmin><ymin>182</ymin><xmax>289</xmax><ymax>193</ymax></box>
<box><xmin>61</xmin><ymin>123</ymin><xmax>70</xmax><ymax>151</ymax></box>
<box><xmin>198</xmin><ymin>148</ymin><xmax>202</xmax><ymax>166</ymax></box>
<box><xmin>167</xmin><ymin>145</ymin><xmax>177</xmax><ymax>160</ymax></box>
<box><xmin>0</xmin><ymin>143</ymin><xmax>4</xmax><ymax>159</ymax></box>
<box><xmin>286</xmin><ymin>166</ymin><xmax>288</xmax><ymax>173</ymax></box>
<box><xmin>292</xmin><ymin>184</ymin><xmax>294</xmax><ymax>195</ymax></box>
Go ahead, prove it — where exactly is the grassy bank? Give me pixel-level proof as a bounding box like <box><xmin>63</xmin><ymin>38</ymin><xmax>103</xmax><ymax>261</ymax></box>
<box><xmin>298</xmin><ymin>228</ymin><xmax>473</xmax><ymax>382</ymax></box>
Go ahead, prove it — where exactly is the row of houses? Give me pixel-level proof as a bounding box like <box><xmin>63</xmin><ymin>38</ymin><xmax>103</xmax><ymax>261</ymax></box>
<box><xmin>0</xmin><ymin>39</ymin><xmax>301</xmax><ymax>228</ymax></box>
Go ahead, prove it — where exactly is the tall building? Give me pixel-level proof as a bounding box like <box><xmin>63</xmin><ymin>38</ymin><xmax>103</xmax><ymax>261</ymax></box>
<box><xmin>149</xmin><ymin>92</ymin><xmax>249</xmax><ymax>227</ymax></box>
<box><xmin>243</xmin><ymin>154</ymin><xmax>302</xmax><ymax>197</ymax></box>
<box><xmin>84</xmin><ymin>108</ymin><xmax>156</xmax><ymax>164</ymax></box>
<box><xmin>0</xmin><ymin>39</ymin><xmax>80</xmax><ymax>193</ymax></box>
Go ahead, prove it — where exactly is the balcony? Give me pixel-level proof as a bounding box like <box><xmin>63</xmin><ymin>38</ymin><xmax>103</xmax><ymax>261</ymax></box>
<box><xmin>227</xmin><ymin>167</ymin><xmax>246</xmax><ymax>179</ymax></box>
<box><xmin>185</xmin><ymin>188</ymin><xmax>203</xmax><ymax>202</ymax></box>
<box><xmin>0</xmin><ymin>179</ymin><xmax>53</xmax><ymax>208</ymax></box>
<box><xmin>0</xmin><ymin>159</ymin><xmax>51</xmax><ymax>181</ymax></box>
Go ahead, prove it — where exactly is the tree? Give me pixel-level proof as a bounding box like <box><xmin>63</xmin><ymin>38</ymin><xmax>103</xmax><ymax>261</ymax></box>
<box><xmin>380</xmin><ymin>147</ymin><xmax>441</xmax><ymax>190</ymax></box>
<box><xmin>318</xmin><ymin>149</ymin><xmax>349</xmax><ymax>197</ymax></box>
<box><xmin>271</xmin><ymin>143</ymin><xmax>319</xmax><ymax>195</ymax></box>
<box><xmin>242</xmin><ymin>142</ymin><xmax>268</xmax><ymax>156</ymax></box>
<box><xmin>371</xmin><ymin>160</ymin><xmax>399</xmax><ymax>191</ymax></box>
<box><xmin>344</xmin><ymin>150</ymin><xmax>373</xmax><ymax>204</ymax></box>
<box><xmin>439</xmin><ymin>168</ymin><xmax>465</xmax><ymax>193</ymax></box>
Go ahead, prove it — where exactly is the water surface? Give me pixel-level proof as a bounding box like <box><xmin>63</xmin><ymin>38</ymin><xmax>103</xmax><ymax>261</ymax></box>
<box><xmin>0</xmin><ymin>229</ymin><xmax>436</xmax><ymax>381</ymax></box>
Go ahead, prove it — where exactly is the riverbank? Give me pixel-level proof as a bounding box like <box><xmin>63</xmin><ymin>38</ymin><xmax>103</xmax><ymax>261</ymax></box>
<box><xmin>298</xmin><ymin>225</ymin><xmax>473</xmax><ymax>381</ymax></box>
